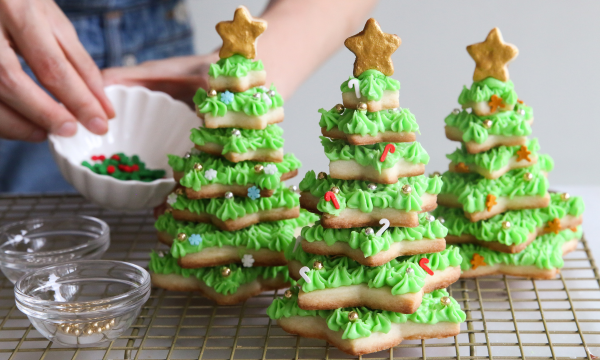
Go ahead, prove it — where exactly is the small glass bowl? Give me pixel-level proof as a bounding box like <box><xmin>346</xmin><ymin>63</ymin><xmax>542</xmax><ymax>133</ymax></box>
<box><xmin>14</xmin><ymin>260</ymin><xmax>150</xmax><ymax>346</ymax></box>
<box><xmin>0</xmin><ymin>216</ymin><xmax>110</xmax><ymax>283</ymax></box>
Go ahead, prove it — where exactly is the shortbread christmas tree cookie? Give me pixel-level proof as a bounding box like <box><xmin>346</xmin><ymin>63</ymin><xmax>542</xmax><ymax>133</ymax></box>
<box><xmin>150</xmin><ymin>7</ymin><xmax>304</xmax><ymax>305</ymax></box>
<box><xmin>285</xmin><ymin>242</ymin><xmax>461</xmax><ymax>313</ymax></box>
<box><xmin>270</xmin><ymin>18</ymin><xmax>463</xmax><ymax>354</ymax></box>
<box><xmin>299</xmin><ymin>171</ymin><xmax>441</xmax><ymax>228</ymax></box>
<box><xmin>155</xmin><ymin>210</ymin><xmax>318</xmax><ymax>268</ymax></box>
<box><xmin>267</xmin><ymin>289</ymin><xmax>465</xmax><ymax>356</ymax></box>
<box><xmin>458</xmin><ymin>226</ymin><xmax>582</xmax><ymax>279</ymax></box>
<box><xmin>434</xmin><ymin>192</ymin><xmax>584</xmax><ymax>253</ymax></box>
<box><xmin>298</xmin><ymin>213</ymin><xmax>447</xmax><ymax>266</ymax></box>
<box><xmin>438</xmin><ymin>27</ymin><xmax>585</xmax><ymax>280</ymax></box>
<box><xmin>170</xmin><ymin>151</ymin><xmax>300</xmax><ymax>199</ymax></box>
<box><xmin>149</xmin><ymin>251</ymin><xmax>293</xmax><ymax>305</ymax></box>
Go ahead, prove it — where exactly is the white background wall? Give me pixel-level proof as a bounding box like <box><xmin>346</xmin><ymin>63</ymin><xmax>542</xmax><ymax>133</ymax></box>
<box><xmin>186</xmin><ymin>0</ymin><xmax>600</xmax><ymax>187</ymax></box>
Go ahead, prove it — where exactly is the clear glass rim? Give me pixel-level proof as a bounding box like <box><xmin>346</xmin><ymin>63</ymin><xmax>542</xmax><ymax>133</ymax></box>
<box><xmin>0</xmin><ymin>216</ymin><xmax>110</xmax><ymax>263</ymax></box>
<box><xmin>14</xmin><ymin>260</ymin><xmax>150</xmax><ymax>319</ymax></box>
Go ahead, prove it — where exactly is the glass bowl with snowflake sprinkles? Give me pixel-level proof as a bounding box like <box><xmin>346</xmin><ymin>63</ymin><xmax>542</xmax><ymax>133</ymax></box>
<box><xmin>0</xmin><ymin>216</ymin><xmax>110</xmax><ymax>283</ymax></box>
<box><xmin>49</xmin><ymin>85</ymin><xmax>200</xmax><ymax>211</ymax></box>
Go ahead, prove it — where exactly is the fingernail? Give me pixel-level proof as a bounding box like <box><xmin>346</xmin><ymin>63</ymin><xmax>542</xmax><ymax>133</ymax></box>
<box><xmin>56</xmin><ymin>122</ymin><xmax>77</xmax><ymax>137</ymax></box>
<box><xmin>28</xmin><ymin>129</ymin><xmax>47</xmax><ymax>142</ymax></box>
<box><xmin>88</xmin><ymin>117</ymin><xmax>108</xmax><ymax>134</ymax></box>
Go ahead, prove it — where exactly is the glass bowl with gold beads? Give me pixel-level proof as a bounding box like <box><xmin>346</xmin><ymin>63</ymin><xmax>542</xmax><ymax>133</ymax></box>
<box><xmin>14</xmin><ymin>260</ymin><xmax>150</xmax><ymax>346</ymax></box>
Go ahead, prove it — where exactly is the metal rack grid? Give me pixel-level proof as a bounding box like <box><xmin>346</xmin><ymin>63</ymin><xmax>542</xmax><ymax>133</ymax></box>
<box><xmin>0</xmin><ymin>193</ymin><xmax>599</xmax><ymax>360</ymax></box>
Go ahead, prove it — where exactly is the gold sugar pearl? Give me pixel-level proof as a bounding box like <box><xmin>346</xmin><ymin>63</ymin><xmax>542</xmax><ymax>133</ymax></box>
<box><xmin>482</xmin><ymin>119</ymin><xmax>493</xmax><ymax>129</ymax></box>
<box><xmin>330</xmin><ymin>186</ymin><xmax>340</xmax><ymax>195</ymax></box>
<box><xmin>208</xmin><ymin>89</ymin><xmax>217</xmax><ymax>97</ymax></box>
<box><xmin>452</xmin><ymin>108</ymin><xmax>461</xmax><ymax>115</ymax></box>
<box><xmin>193</xmin><ymin>163</ymin><xmax>203</xmax><ymax>171</ymax></box>
<box><xmin>561</xmin><ymin>192</ymin><xmax>570</xmax><ymax>201</ymax></box>
<box><xmin>175</xmin><ymin>188</ymin><xmax>184</xmax><ymax>195</ymax></box>
<box><xmin>289</xmin><ymin>185</ymin><xmax>299</xmax><ymax>193</ymax></box>
<box><xmin>431</xmin><ymin>171</ymin><xmax>441</xmax><ymax>177</ymax></box>
<box><xmin>221</xmin><ymin>267</ymin><xmax>231</xmax><ymax>277</ymax></box>
<box><xmin>284</xmin><ymin>290</ymin><xmax>293</xmax><ymax>299</ymax></box>
<box><xmin>224</xmin><ymin>192</ymin><xmax>234</xmax><ymax>200</ymax></box>
<box><xmin>502</xmin><ymin>221</ymin><xmax>511</xmax><ymax>230</ymax></box>
<box><xmin>164</xmin><ymin>208</ymin><xmax>172</xmax><ymax>214</ymax></box>
<box><xmin>313</xmin><ymin>261</ymin><xmax>323</xmax><ymax>270</ymax></box>
<box><xmin>440</xmin><ymin>296</ymin><xmax>452</xmax><ymax>306</ymax></box>
<box><xmin>317</xmin><ymin>172</ymin><xmax>327</xmax><ymax>180</ymax></box>
<box><xmin>364</xmin><ymin>228</ymin><xmax>374</xmax><ymax>236</ymax></box>
<box><xmin>334</xmin><ymin>104</ymin><xmax>345</xmax><ymax>114</ymax></box>
<box><xmin>523</xmin><ymin>172</ymin><xmax>533</xmax><ymax>181</ymax></box>
<box><xmin>437</xmin><ymin>217</ymin><xmax>445</xmax><ymax>224</ymax></box>
<box><xmin>73</xmin><ymin>329</ymin><xmax>81</xmax><ymax>336</ymax></box>
<box><xmin>401</xmin><ymin>184</ymin><xmax>412</xmax><ymax>194</ymax></box>
<box><xmin>254</xmin><ymin>164</ymin><xmax>264</xmax><ymax>173</ymax></box>
<box><xmin>177</xmin><ymin>233</ymin><xmax>187</xmax><ymax>242</ymax></box>
<box><xmin>348</xmin><ymin>311</ymin><xmax>359</xmax><ymax>321</ymax></box>
<box><xmin>367</xmin><ymin>183</ymin><xmax>377</xmax><ymax>191</ymax></box>
<box><xmin>357</xmin><ymin>102</ymin><xmax>368</xmax><ymax>111</ymax></box>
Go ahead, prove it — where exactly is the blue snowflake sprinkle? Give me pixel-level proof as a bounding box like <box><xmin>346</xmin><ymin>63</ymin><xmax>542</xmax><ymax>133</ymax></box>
<box><xmin>220</xmin><ymin>91</ymin><xmax>234</xmax><ymax>105</ymax></box>
<box><xmin>248</xmin><ymin>186</ymin><xmax>261</xmax><ymax>200</ymax></box>
<box><xmin>189</xmin><ymin>234</ymin><xmax>203</xmax><ymax>246</ymax></box>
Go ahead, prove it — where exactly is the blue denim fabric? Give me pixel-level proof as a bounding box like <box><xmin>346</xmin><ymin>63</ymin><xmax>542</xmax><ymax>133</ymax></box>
<box><xmin>0</xmin><ymin>0</ymin><xmax>194</xmax><ymax>193</ymax></box>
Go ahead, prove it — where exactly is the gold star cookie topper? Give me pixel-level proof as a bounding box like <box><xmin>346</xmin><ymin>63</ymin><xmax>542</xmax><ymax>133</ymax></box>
<box><xmin>216</xmin><ymin>6</ymin><xmax>267</xmax><ymax>59</ymax></box>
<box><xmin>467</xmin><ymin>28</ymin><xmax>519</xmax><ymax>82</ymax></box>
<box><xmin>344</xmin><ymin>18</ymin><xmax>401</xmax><ymax>78</ymax></box>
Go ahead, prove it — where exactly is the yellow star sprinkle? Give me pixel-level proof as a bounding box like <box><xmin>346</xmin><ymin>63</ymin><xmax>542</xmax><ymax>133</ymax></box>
<box><xmin>344</xmin><ymin>18</ymin><xmax>401</xmax><ymax>77</ymax></box>
<box><xmin>215</xmin><ymin>6</ymin><xmax>267</xmax><ymax>59</ymax></box>
<box><xmin>467</xmin><ymin>28</ymin><xmax>518</xmax><ymax>82</ymax></box>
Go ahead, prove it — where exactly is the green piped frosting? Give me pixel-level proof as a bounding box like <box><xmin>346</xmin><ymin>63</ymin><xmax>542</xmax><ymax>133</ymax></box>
<box><xmin>285</xmin><ymin>242</ymin><xmax>462</xmax><ymax>295</ymax></box>
<box><xmin>149</xmin><ymin>252</ymin><xmax>291</xmax><ymax>295</ymax></box>
<box><xmin>301</xmin><ymin>213</ymin><xmax>448</xmax><ymax>258</ymax></box>
<box><xmin>459</xmin><ymin>227</ymin><xmax>582</xmax><ymax>271</ymax></box>
<box><xmin>440</xmin><ymin>164</ymin><xmax>551</xmax><ymax>214</ymax></box>
<box><xmin>340</xmin><ymin>70</ymin><xmax>400</xmax><ymax>101</ymax></box>
<box><xmin>446</xmin><ymin>138</ymin><xmax>553</xmax><ymax>173</ymax></box>
<box><xmin>434</xmin><ymin>193</ymin><xmax>585</xmax><ymax>246</ymax></box>
<box><xmin>156</xmin><ymin>210</ymin><xmax>318</xmax><ymax>257</ymax></box>
<box><xmin>267</xmin><ymin>289</ymin><xmax>465</xmax><ymax>340</ymax></box>
<box><xmin>171</xmin><ymin>184</ymin><xmax>299</xmax><ymax>221</ymax></box>
<box><xmin>299</xmin><ymin>171</ymin><xmax>442</xmax><ymax>216</ymax></box>
<box><xmin>170</xmin><ymin>152</ymin><xmax>300</xmax><ymax>191</ymax></box>
<box><xmin>458</xmin><ymin>78</ymin><xmax>518</xmax><ymax>106</ymax></box>
<box><xmin>319</xmin><ymin>106</ymin><xmax>419</xmax><ymax>137</ymax></box>
<box><xmin>208</xmin><ymin>54</ymin><xmax>264</xmax><ymax>78</ymax></box>
<box><xmin>321</xmin><ymin>137</ymin><xmax>429</xmax><ymax>172</ymax></box>
<box><xmin>193</xmin><ymin>85</ymin><xmax>283</xmax><ymax>117</ymax></box>
<box><xmin>190</xmin><ymin>125</ymin><xmax>284</xmax><ymax>155</ymax></box>
<box><xmin>444</xmin><ymin>102</ymin><xmax>532</xmax><ymax>144</ymax></box>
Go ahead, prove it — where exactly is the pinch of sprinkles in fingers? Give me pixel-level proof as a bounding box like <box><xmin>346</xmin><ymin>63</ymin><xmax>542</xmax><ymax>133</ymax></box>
<box><xmin>82</xmin><ymin>153</ymin><xmax>166</xmax><ymax>182</ymax></box>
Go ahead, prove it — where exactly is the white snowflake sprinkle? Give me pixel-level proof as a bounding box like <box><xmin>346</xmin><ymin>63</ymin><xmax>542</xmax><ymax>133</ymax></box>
<box><xmin>204</xmin><ymin>169</ymin><xmax>218</xmax><ymax>181</ymax></box>
<box><xmin>261</xmin><ymin>93</ymin><xmax>272</xmax><ymax>107</ymax></box>
<box><xmin>167</xmin><ymin>193</ymin><xmax>178</xmax><ymax>205</ymax></box>
<box><xmin>242</xmin><ymin>254</ymin><xmax>255</xmax><ymax>267</ymax></box>
<box><xmin>263</xmin><ymin>164</ymin><xmax>278</xmax><ymax>175</ymax></box>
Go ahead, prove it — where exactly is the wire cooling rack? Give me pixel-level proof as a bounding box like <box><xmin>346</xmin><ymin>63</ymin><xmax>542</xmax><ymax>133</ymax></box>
<box><xmin>0</xmin><ymin>193</ymin><xmax>599</xmax><ymax>360</ymax></box>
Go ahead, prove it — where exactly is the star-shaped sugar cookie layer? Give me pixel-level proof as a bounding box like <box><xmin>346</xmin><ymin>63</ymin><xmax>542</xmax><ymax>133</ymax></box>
<box><xmin>344</xmin><ymin>18</ymin><xmax>401</xmax><ymax>77</ymax></box>
<box><xmin>216</xmin><ymin>6</ymin><xmax>267</xmax><ymax>59</ymax></box>
<box><xmin>467</xmin><ymin>28</ymin><xmax>518</xmax><ymax>82</ymax></box>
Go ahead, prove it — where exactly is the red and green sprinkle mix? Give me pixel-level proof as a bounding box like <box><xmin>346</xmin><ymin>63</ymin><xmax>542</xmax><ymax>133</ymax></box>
<box><xmin>82</xmin><ymin>153</ymin><xmax>166</xmax><ymax>182</ymax></box>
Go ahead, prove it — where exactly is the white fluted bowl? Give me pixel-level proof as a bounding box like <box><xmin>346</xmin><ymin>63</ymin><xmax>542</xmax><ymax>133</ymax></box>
<box><xmin>49</xmin><ymin>85</ymin><xmax>199</xmax><ymax>211</ymax></box>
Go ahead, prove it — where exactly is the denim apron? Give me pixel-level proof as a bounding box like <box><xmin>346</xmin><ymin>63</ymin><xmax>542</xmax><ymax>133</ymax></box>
<box><xmin>0</xmin><ymin>0</ymin><xmax>194</xmax><ymax>193</ymax></box>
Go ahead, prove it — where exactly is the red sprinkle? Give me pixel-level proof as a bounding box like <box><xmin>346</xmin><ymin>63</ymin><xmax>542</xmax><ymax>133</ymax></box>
<box><xmin>91</xmin><ymin>155</ymin><xmax>106</xmax><ymax>161</ymax></box>
<box><xmin>324</xmin><ymin>191</ymin><xmax>340</xmax><ymax>209</ymax></box>
<box><xmin>419</xmin><ymin>258</ymin><xmax>433</xmax><ymax>275</ymax></box>
<box><xmin>132</xmin><ymin>164</ymin><xmax>139</xmax><ymax>172</ymax></box>
<box><xmin>380</xmin><ymin>144</ymin><xmax>396</xmax><ymax>162</ymax></box>
<box><xmin>111</xmin><ymin>155</ymin><xmax>121</xmax><ymax>161</ymax></box>
<box><xmin>107</xmin><ymin>165</ymin><xmax>116</xmax><ymax>174</ymax></box>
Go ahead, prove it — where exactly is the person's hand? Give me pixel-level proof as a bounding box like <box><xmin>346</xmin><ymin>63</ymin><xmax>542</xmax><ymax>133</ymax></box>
<box><xmin>0</xmin><ymin>0</ymin><xmax>114</xmax><ymax>142</ymax></box>
<box><xmin>102</xmin><ymin>54</ymin><xmax>218</xmax><ymax>107</ymax></box>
